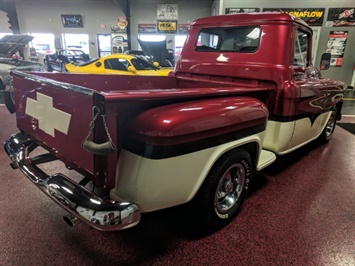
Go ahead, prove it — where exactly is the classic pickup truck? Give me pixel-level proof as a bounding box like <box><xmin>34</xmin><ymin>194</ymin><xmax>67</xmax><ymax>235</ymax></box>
<box><xmin>4</xmin><ymin>13</ymin><xmax>347</xmax><ymax>233</ymax></box>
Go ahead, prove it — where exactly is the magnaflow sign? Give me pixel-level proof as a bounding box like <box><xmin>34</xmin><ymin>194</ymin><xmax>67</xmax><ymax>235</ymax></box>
<box><xmin>263</xmin><ymin>8</ymin><xmax>325</xmax><ymax>26</ymax></box>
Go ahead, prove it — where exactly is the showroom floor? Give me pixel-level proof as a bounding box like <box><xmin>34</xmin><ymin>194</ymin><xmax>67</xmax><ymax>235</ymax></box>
<box><xmin>0</xmin><ymin>90</ymin><xmax>354</xmax><ymax>265</ymax></box>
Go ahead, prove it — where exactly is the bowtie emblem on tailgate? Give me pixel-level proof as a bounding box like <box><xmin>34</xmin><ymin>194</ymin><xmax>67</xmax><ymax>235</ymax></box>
<box><xmin>25</xmin><ymin>92</ymin><xmax>72</xmax><ymax>137</ymax></box>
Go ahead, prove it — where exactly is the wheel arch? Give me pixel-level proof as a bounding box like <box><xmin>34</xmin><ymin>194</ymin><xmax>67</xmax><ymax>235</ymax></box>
<box><xmin>187</xmin><ymin>137</ymin><xmax>261</xmax><ymax>203</ymax></box>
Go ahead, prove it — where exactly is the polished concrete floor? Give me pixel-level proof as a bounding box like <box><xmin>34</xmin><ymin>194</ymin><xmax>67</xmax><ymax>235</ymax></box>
<box><xmin>342</xmin><ymin>88</ymin><xmax>355</xmax><ymax>115</ymax></box>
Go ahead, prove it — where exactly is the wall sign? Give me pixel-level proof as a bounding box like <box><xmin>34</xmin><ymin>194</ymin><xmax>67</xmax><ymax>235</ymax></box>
<box><xmin>326</xmin><ymin>8</ymin><xmax>355</xmax><ymax>27</ymax></box>
<box><xmin>326</xmin><ymin>31</ymin><xmax>348</xmax><ymax>67</ymax></box>
<box><xmin>225</xmin><ymin>8</ymin><xmax>260</xmax><ymax>14</ymax></box>
<box><xmin>262</xmin><ymin>8</ymin><xmax>325</xmax><ymax>26</ymax></box>
<box><xmin>178</xmin><ymin>24</ymin><xmax>189</xmax><ymax>34</ymax></box>
<box><xmin>157</xmin><ymin>20</ymin><xmax>177</xmax><ymax>34</ymax></box>
<box><xmin>138</xmin><ymin>24</ymin><xmax>157</xmax><ymax>33</ymax></box>
<box><xmin>61</xmin><ymin>14</ymin><xmax>83</xmax><ymax>28</ymax></box>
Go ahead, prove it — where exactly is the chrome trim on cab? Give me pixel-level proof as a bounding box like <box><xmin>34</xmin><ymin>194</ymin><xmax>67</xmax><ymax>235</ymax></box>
<box><xmin>4</xmin><ymin>133</ymin><xmax>141</xmax><ymax>231</ymax></box>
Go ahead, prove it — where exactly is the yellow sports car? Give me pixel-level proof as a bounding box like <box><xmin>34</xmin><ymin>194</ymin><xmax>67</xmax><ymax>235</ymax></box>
<box><xmin>65</xmin><ymin>53</ymin><xmax>173</xmax><ymax>76</ymax></box>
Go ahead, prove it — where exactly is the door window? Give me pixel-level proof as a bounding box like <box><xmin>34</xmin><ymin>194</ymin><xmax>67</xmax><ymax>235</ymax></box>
<box><xmin>294</xmin><ymin>29</ymin><xmax>309</xmax><ymax>67</ymax></box>
<box><xmin>104</xmin><ymin>58</ymin><xmax>129</xmax><ymax>71</ymax></box>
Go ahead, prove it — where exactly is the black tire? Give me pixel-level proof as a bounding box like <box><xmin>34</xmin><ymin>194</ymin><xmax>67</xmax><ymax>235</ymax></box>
<box><xmin>4</xmin><ymin>91</ymin><xmax>16</xmax><ymax>113</ymax></box>
<box><xmin>0</xmin><ymin>80</ymin><xmax>15</xmax><ymax>114</ymax></box>
<box><xmin>191</xmin><ymin>148</ymin><xmax>252</xmax><ymax>232</ymax></box>
<box><xmin>44</xmin><ymin>59</ymin><xmax>53</xmax><ymax>72</ymax></box>
<box><xmin>61</xmin><ymin>62</ymin><xmax>67</xmax><ymax>73</ymax></box>
<box><xmin>318</xmin><ymin>108</ymin><xmax>337</xmax><ymax>143</ymax></box>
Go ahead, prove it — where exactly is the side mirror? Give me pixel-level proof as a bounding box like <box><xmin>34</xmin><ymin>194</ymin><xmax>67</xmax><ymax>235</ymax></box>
<box><xmin>128</xmin><ymin>66</ymin><xmax>137</xmax><ymax>73</ymax></box>
<box><xmin>320</xmin><ymin>53</ymin><xmax>331</xmax><ymax>70</ymax></box>
<box><xmin>153</xmin><ymin>62</ymin><xmax>159</xmax><ymax>67</ymax></box>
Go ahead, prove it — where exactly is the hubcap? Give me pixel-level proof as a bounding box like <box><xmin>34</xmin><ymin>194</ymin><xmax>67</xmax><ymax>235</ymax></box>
<box><xmin>215</xmin><ymin>163</ymin><xmax>246</xmax><ymax>214</ymax></box>
<box><xmin>325</xmin><ymin>110</ymin><xmax>336</xmax><ymax>138</ymax></box>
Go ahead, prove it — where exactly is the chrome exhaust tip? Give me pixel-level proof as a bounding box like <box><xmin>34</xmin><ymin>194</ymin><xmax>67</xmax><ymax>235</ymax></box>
<box><xmin>63</xmin><ymin>214</ymin><xmax>80</xmax><ymax>227</ymax></box>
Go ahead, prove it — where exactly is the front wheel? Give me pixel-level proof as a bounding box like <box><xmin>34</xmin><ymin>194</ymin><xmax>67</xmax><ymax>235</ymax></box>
<box><xmin>61</xmin><ymin>63</ymin><xmax>68</xmax><ymax>73</ymax></box>
<box><xmin>1</xmin><ymin>80</ymin><xmax>15</xmax><ymax>114</ymax></box>
<box><xmin>191</xmin><ymin>148</ymin><xmax>252</xmax><ymax>232</ymax></box>
<box><xmin>44</xmin><ymin>59</ymin><xmax>53</xmax><ymax>72</ymax></box>
<box><xmin>318</xmin><ymin>108</ymin><xmax>337</xmax><ymax>143</ymax></box>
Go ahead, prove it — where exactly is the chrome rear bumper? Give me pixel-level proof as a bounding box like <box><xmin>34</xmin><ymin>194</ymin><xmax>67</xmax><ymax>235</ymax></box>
<box><xmin>4</xmin><ymin>133</ymin><xmax>141</xmax><ymax>231</ymax></box>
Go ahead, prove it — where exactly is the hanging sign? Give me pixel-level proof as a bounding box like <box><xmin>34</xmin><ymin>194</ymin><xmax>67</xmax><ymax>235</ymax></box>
<box><xmin>262</xmin><ymin>8</ymin><xmax>325</xmax><ymax>26</ymax></box>
<box><xmin>225</xmin><ymin>8</ymin><xmax>260</xmax><ymax>14</ymax></box>
<box><xmin>326</xmin><ymin>31</ymin><xmax>348</xmax><ymax>67</ymax></box>
<box><xmin>157</xmin><ymin>20</ymin><xmax>177</xmax><ymax>34</ymax></box>
<box><xmin>326</xmin><ymin>8</ymin><xmax>355</xmax><ymax>27</ymax></box>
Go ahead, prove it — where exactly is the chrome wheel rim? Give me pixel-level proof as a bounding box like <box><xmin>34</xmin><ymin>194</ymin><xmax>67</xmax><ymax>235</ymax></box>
<box><xmin>215</xmin><ymin>163</ymin><xmax>246</xmax><ymax>214</ymax></box>
<box><xmin>325</xmin><ymin>110</ymin><xmax>336</xmax><ymax>138</ymax></box>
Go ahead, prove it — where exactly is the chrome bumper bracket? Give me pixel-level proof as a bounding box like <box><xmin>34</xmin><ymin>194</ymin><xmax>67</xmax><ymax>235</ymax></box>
<box><xmin>4</xmin><ymin>132</ymin><xmax>141</xmax><ymax>231</ymax></box>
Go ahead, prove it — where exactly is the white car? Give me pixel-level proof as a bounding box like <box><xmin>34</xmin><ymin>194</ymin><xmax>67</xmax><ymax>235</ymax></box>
<box><xmin>0</xmin><ymin>34</ymin><xmax>44</xmax><ymax>113</ymax></box>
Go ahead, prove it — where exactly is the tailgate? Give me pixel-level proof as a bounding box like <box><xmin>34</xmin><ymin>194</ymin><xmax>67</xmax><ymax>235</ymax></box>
<box><xmin>12</xmin><ymin>71</ymin><xmax>97</xmax><ymax>175</ymax></box>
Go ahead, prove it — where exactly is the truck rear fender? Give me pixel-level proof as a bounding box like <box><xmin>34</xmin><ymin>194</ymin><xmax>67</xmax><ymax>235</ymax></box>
<box><xmin>124</xmin><ymin>96</ymin><xmax>268</xmax><ymax>152</ymax></box>
<box><xmin>114</xmin><ymin>97</ymin><xmax>268</xmax><ymax>210</ymax></box>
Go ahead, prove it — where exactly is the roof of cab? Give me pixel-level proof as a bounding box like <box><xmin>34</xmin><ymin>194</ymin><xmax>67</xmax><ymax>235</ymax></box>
<box><xmin>191</xmin><ymin>12</ymin><xmax>309</xmax><ymax>28</ymax></box>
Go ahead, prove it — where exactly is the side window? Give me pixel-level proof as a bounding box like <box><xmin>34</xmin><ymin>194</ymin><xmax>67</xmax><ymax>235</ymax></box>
<box><xmin>294</xmin><ymin>29</ymin><xmax>309</xmax><ymax>67</ymax></box>
<box><xmin>104</xmin><ymin>58</ymin><xmax>128</xmax><ymax>71</ymax></box>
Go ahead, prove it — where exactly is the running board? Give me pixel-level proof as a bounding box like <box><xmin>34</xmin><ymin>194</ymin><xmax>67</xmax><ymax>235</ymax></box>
<box><xmin>257</xmin><ymin>149</ymin><xmax>277</xmax><ymax>171</ymax></box>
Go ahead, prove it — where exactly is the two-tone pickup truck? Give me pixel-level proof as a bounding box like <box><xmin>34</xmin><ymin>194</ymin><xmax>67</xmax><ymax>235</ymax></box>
<box><xmin>4</xmin><ymin>13</ymin><xmax>347</xmax><ymax>233</ymax></box>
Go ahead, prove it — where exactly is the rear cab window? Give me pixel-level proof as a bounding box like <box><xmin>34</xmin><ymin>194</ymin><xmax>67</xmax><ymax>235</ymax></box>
<box><xmin>195</xmin><ymin>27</ymin><xmax>261</xmax><ymax>53</ymax></box>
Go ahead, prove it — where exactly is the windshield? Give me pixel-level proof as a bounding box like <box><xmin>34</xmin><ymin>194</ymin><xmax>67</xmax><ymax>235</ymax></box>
<box><xmin>131</xmin><ymin>57</ymin><xmax>157</xmax><ymax>70</ymax></box>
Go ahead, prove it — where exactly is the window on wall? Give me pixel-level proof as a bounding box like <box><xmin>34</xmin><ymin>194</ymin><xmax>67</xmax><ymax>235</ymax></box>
<box><xmin>30</xmin><ymin>33</ymin><xmax>55</xmax><ymax>54</ymax></box>
<box><xmin>62</xmin><ymin>33</ymin><xmax>89</xmax><ymax>54</ymax></box>
<box><xmin>294</xmin><ymin>29</ymin><xmax>309</xmax><ymax>67</ymax></box>
<box><xmin>137</xmin><ymin>34</ymin><xmax>166</xmax><ymax>50</ymax></box>
<box><xmin>138</xmin><ymin>34</ymin><xmax>166</xmax><ymax>42</ymax></box>
<box><xmin>0</xmin><ymin>33</ymin><xmax>12</xmax><ymax>39</ymax></box>
<box><xmin>174</xmin><ymin>35</ymin><xmax>187</xmax><ymax>56</ymax></box>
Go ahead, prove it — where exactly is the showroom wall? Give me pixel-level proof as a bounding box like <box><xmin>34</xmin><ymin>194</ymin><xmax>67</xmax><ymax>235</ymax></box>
<box><xmin>214</xmin><ymin>0</ymin><xmax>355</xmax><ymax>87</ymax></box>
<box><xmin>130</xmin><ymin>0</ymin><xmax>212</xmax><ymax>50</ymax></box>
<box><xmin>0</xmin><ymin>0</ymin><xmax>353</xmax><ymax>85</ymax></box>
<box><xmin>0</xmin><ymin>0</ymin><xmax>126</xmax><ymax>57</ymax></box>
<box><xmin>0</xmin><ymin>0</ymin><xmax>213</xmax><ymax>57</ymax></box>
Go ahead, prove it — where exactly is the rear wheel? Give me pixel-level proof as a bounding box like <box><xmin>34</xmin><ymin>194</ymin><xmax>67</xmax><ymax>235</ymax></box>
<box><xmin>191</xmin><ymin>148</ymin><xmax>252</xmax><ymax>232</ymax></box>
<box><xmin>318</xmin><ymin>108</ymin><xmax>337</xmax><ymax>143</ymax></box>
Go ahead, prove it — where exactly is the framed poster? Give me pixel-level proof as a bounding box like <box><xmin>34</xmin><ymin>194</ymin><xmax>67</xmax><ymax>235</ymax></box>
<box><xmin>326</xmin><ymin>8</ymin><xmax>355</xmax><ymax>27</ymax></box>
<box><xmin>157</xmin><ymin>4</ymin><xmax>178</xmax><ymax>20</ymax></box>
<box><xmin>326</xmin><ymin>31</ymin><xmax>348</xmax><ymax>67</ymax></box>
<box><xmin>61</xmin><ymin>14</ymin><xmax>83</xmax><ymax>28</ymax></box>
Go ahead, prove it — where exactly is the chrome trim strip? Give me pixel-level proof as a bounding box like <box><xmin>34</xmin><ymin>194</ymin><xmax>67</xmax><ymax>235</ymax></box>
<box><xmin>4</xmin><ymin>133</ymin><xmax>141</xmax><ymax>231</ymax></box>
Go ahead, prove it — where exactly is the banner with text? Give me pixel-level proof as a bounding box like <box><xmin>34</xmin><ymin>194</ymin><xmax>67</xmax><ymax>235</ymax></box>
<box><xmin>263</xmin><ymin>8</ymin><xmax>325</xmax><ymax>26</ymax></box>
<box><xmin>225</xmin><ymin>8</ymin><xmax>260</xmax><ymax>14</ymax></box>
